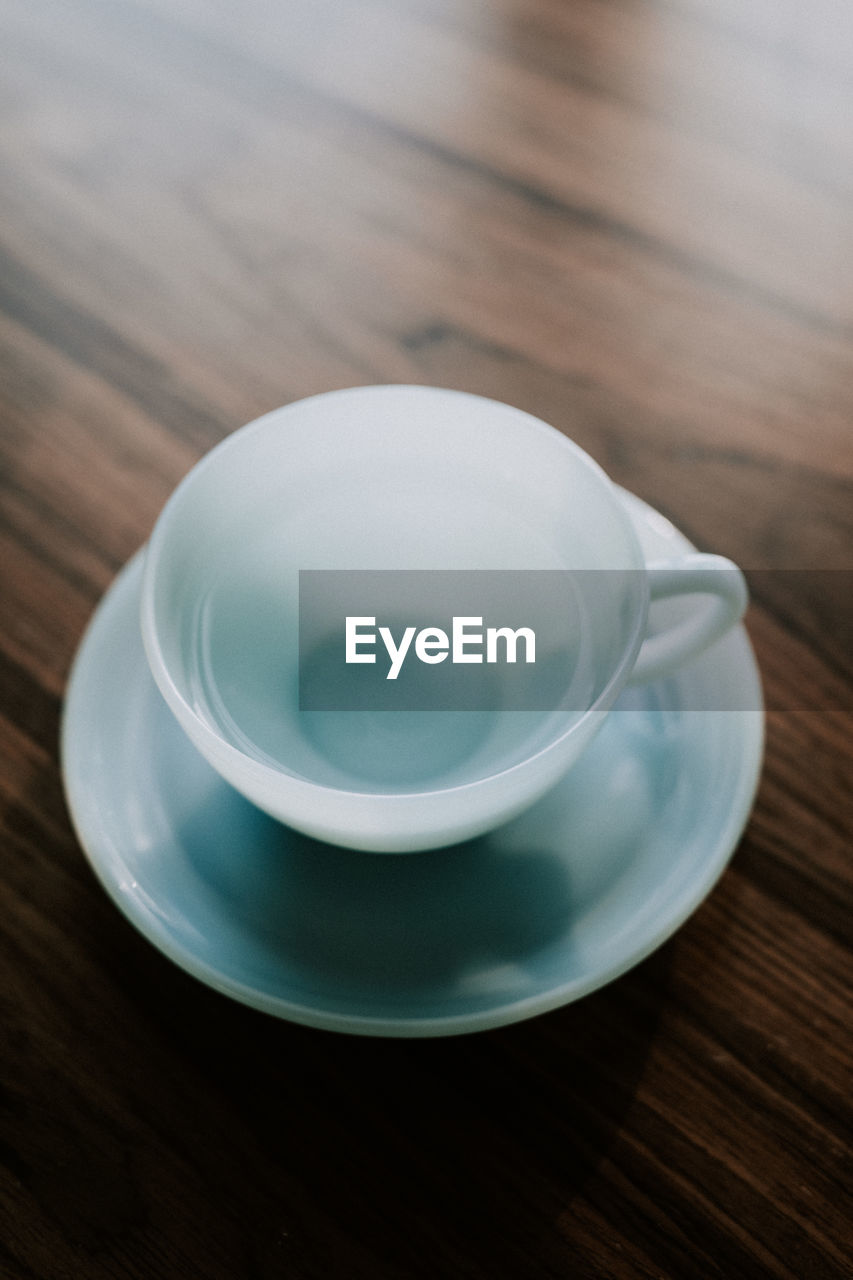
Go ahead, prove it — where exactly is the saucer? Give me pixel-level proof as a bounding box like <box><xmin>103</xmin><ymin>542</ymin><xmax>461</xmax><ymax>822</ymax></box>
<box><xmin>61</xmin><ymin>490</ymin><xmax>764</xmax><ymax>1037</ymax></box>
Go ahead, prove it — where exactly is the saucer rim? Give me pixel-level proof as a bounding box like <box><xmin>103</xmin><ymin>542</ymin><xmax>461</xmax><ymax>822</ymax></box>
<box><xmin>61</xmin><ymin>489</ymin><xmax>764</xmax><ymax>1037</ymax></box>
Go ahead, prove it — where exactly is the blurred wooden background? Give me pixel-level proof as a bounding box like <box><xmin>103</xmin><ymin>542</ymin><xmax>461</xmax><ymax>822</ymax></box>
<box><xmin>0</xmin><ymin>0</ymin><xmax>851</xmax><ymax>1276</ymax></box>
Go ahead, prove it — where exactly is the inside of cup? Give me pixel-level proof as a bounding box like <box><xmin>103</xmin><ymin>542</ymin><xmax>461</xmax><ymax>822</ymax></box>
<box><xmin>145</xmin><ymin>387</ymin><xmax>646</xmax><ymax>794</ymax></box>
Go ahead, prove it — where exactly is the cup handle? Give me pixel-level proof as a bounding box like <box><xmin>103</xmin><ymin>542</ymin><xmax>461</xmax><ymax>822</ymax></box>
<box><xmin>627</xmin><ymin>554</ymin><xmax>748</xmax><ymax>685</ymax></box>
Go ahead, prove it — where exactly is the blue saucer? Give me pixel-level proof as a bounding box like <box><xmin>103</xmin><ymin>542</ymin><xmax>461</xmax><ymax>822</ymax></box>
<box><xmin>61</xmin><ymin>491</ymin><xmax>763</xmax><ymax>1036</ymax></box>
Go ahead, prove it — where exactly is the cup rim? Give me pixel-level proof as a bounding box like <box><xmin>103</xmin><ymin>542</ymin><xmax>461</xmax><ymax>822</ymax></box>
<box><xmin>140</xmin><ymin>384</ymin><xmax>650</xmax><ymax>806</ymax></box>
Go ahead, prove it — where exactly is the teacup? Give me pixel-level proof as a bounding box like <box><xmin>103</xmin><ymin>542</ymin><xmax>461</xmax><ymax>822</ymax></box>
<box><xmin>140</xmin><ymin>385</ymin><xmax>747</xmax><ymax>852</ymax></box>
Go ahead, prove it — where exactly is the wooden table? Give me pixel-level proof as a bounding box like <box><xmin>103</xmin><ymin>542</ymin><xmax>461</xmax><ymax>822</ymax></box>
<box><xmin>1</xmin><ymin>0</ymin><xmax>850</xmax><ymax>1275</ymax></box>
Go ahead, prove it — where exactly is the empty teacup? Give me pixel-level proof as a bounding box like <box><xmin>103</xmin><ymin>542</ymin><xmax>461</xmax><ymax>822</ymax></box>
<box><xmin>140</xmin><ymin>385</ymin><xmax>747</xmax><ymax>852</ymax></box>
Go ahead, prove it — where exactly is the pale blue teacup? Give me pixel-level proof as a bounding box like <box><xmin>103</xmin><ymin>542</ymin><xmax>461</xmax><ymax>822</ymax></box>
<box><xmin>140</xmin><ymin>385</ymin><xmax>747</xmax><ymax>852</ymax></box>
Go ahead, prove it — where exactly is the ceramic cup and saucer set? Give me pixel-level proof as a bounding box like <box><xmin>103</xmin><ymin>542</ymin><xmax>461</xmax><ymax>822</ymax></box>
<box><xmin>62</xmin><ymin>386</ymin><xmax>764</xmax><ymax>1036</ymax></box>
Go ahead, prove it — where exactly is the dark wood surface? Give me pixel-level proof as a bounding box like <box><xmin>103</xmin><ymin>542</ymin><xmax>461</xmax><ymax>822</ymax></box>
<box><xmin>1</xmin><ymin>0</ymin><xmax>851</xmax><ymax>1276</ymax></box>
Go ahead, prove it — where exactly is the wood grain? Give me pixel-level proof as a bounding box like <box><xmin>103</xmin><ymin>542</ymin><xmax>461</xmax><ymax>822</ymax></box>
<box><xmin>0</xmin><ymin>0</ymin><xmax>850</xmax><ymax>1276</ymax></box>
